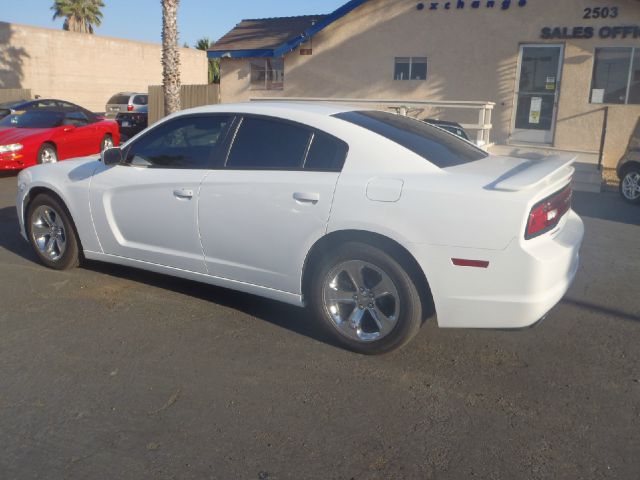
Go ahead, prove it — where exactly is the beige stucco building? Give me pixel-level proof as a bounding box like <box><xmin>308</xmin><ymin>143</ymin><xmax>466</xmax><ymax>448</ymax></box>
<box><xmin>0</xmin><ymin>21</ymin><xmax>208</xmax><ymax>112</ymax></box>
<box><xmin>211</xmin><ymin>0</ymin><xmax>640</xmax><ymax>172</ymax></box>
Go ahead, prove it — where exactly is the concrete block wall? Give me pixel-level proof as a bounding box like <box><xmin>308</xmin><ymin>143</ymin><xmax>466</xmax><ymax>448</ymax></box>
<box><xmin>0</xmin><ymin>21</ymin><xmax>207</xmax><ymax>112</ymax></box>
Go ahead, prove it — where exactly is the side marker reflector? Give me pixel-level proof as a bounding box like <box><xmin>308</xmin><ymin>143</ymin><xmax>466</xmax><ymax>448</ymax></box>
<box><xmin>452</xmin><ymin>258</ymin><xmax>489</xmax><ymax>268</ymax></box>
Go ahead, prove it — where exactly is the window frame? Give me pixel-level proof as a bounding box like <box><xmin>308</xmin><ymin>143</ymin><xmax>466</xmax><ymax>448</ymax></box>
<box><xmin>249</xmin><ymin>58</ymin><xmax>285</xmax><ymax>91</ymax></box>
<box><xmin>121</xmin><ymin>113</ymin><xmax>236</xmax><ymax>170</ymax></box>
<box><xmin>221</xmin><ymin>114</ymin><xmax>348</xmax><ymax>172</ymax></box>
<box><xmin>394</xmin><ymin>57</ymin><xmax>428</xmax><ymax>81</ymax></box>
<box><xmin>590</xmin><ymin>46</ymin><xmax>640</xmax><ymax>105</ymax></box>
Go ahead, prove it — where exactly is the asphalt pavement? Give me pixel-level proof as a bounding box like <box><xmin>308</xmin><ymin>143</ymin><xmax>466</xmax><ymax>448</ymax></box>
<box><xmin>0</xmin><ymin>172</ymin><xmax>638</xmax><ymax>479</ymax></box>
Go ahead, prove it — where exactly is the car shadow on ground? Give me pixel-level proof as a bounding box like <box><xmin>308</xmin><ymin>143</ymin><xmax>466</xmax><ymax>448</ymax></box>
<box><xmin>562</xmin><ymin>297</ymin><xmax>640</xmax><ymax>323</ymax></box>
<box><xmin>85</xmin><ymin>258</ymin><xmax>338</xmax><ymax>347</ymax></box>
<box><xmin>0</xmin><ymin>206</ymin><xmax>39</xmax><ymax>263</ymax></box>
<box><xmin>0</xmin><ymin>205</ymin><xmax>337</xmax><ymax>348</ymax></box>
<box><xmin>572</xmin><ymin>190</ymin><xmax>640</xmax><ymax>227</ymax></box>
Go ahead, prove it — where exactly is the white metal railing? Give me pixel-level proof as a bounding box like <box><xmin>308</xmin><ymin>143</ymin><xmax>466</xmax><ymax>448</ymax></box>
<box><xmin>251</xmin><ymin>97</ymin><xmax>495</xmax><ymax>149</ymax></box>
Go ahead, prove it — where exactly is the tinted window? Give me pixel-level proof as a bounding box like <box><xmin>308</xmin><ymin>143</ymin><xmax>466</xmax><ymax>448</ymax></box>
<box><xmin>125</xmin><ymin>115</ymin><xmax>230</xmax><ymax>169</ymax></box>
<box><xmin>334</xmin><ymin>111</ymin><xmax>488</xmax><ymax>168</ymax></box>
<box><xmin>108</xmin><ymin>95</ymin><xmax>130</xmax><ymax>104</ymax></box>
<box><xmin>133</xmin><ymin>95</ymin><xmax>148</xmax><ymax>105</ymax></box>
<box><xmin>0</xmin><ymin>111</ymin><xmax>64</xmax><ymax>128</ymax></box>
<box><xmin>304</xmin><ymin>132</ymin><xmax>348</xmax><ymax>172</ymax></box>
<box><xmin>64</xmin><ymin>111</ymin><xmax>89</xmax><ymax>126</ymax></box>
<box><xmin>226</xmin><ymin>117</ymin><xmax>311</xmax><ymax>170</ymax></box>
<box><xmin>27</xmin><ymin>100</ymin><xmax>58</xmax><ymax>109</ymax></box>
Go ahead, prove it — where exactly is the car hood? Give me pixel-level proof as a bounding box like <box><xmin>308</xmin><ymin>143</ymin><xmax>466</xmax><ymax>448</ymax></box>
<box><xmin>20</xmin><ymin>156</ymin><xmax>101</xmax><ymax>184</ymax></box>
<box><xmin>0</xmin><ymin>127</ymin><xmax>51</xmax><ymax>144</ymax></box>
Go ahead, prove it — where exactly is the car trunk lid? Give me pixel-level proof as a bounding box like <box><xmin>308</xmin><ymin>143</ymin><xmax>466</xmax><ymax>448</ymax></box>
<box><xmin>444</xmin><ymin>154</ymin><xmax>575</xmax><ymax>192</ymax></box>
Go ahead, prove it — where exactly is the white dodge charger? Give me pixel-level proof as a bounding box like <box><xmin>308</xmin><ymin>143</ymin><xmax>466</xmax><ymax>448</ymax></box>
<box><xmin>16</xmin><ymin>103</ymin><xmax>584</xmax><ymax>354</ymax></box>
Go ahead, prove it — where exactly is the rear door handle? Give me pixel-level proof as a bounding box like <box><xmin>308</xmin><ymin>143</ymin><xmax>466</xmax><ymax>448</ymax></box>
<box><xmin>293</xmin><ymin>192</ymin><xmax>320</xmax><ymax>204</ymax></box>
<box><xmin>173</xmin><ymin>188</ymin><xmax>194</xmax><ymax>199</ymax></box>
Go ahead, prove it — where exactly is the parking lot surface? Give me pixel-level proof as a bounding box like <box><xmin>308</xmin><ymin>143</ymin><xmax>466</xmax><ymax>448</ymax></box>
<box><xmin>0</xmin><ymin>172</ymin><xmax>638</xmax><ymax>479</ymax></box>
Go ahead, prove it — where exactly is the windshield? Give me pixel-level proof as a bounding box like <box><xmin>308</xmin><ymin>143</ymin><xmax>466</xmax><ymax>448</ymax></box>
<box><xmin>334</xmin><ymin>111</ymin><xmax>488</xmax><ymax>168</ymax></box>
<box><xmin>0</xmin><ymin>111</ymin><xmax>64</xmax><ymax>129</ymax></box>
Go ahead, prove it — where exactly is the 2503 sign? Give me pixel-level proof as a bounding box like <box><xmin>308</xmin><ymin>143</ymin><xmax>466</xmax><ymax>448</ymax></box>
<box><xmin>583</xmin><ymin>6</ymin><xmax>619</xmax><ymax>19</ymax></box>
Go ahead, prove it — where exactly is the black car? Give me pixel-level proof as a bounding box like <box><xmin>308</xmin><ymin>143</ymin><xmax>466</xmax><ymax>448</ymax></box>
<box><xmin>617</xmin><ymin>118</ymin><xmax>640</xmax><ymax>204</ymax></box>
<box><xmin>0</xmin><ymin>98</ymin><xmax>100</xmax><ymax>121</ymax></box>
<box><xmin>423</xmin><ymin>118</ymin><xmax>470</xmax><ymax>141</ymax></box>
<box><xmin>115</xmin><ymin>105</ymin><xmax>148</xmax><ymax>141</ymax></box>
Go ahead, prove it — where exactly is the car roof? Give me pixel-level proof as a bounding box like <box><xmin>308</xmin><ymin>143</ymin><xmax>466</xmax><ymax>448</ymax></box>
<box><xmin>180</xmin><ymin>101</ymin><xmax>360</xmax><ymax>119</ymax></box>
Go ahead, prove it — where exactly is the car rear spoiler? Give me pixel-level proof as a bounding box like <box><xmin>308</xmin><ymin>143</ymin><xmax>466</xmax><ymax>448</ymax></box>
<box><xmin>488</xmin><ymin>154</ymin><xmax>576</xmax><ymax>192</ymax></box>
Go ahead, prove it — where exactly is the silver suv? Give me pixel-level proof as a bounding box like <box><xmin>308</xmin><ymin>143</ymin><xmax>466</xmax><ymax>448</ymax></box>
<box><xmin>105</xmin><ymin>92</ymin><xmax>148</xmax><ymax>118</ymax></box>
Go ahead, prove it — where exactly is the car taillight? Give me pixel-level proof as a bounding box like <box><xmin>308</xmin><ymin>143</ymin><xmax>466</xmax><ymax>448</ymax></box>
<box><xmin>525</xmin><ymin>184</ymin><xmax>572</xmax><ymax>240</ymax></box>
<box><xmin>127</xmin><ymin>105</ymin><xmax>134</xmax><ymax>111</ymax></box>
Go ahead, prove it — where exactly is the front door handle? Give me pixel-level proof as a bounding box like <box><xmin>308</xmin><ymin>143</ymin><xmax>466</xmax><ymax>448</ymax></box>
<box><xmin>173</xmin><ymin>188</ymin><xmax>194</xmax><ymax>200</ymax></box>
<box><xmin>293</xmin><ymin>192</ymin><xmax>320</xmax><ymax>205</ymax></box>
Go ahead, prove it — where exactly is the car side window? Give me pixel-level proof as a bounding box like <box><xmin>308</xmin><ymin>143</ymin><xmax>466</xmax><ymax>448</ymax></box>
<box><xmin>64</xmin><ymin>111</ymin><xmax>90</xmax><ymax>127</ymax></box>
<box><xmin>124</xmin><ymin>115</ymin><xmax>231</xmax><ymax>169</ymax></box>
<box><xmin>133</xmin><ymin>95</ymin><xmax>148</xmax><ymax>106</ymax></box>
<box><xmin>304</xmin><ymin>132</ymin><xmax>348</xmax><ymax>172</ymax></box>
<box><xmin>226</xmin><ymin>116</ymin><xmax>312</xmax><ymax>170</ymax></box>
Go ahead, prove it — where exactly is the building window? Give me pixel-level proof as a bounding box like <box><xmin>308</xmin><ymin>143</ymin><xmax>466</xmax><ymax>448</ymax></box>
<box><xmin>591</xmin><ymin>47</ymin><xmax>640</xmax><ymax>104</ymax></box>
<box><xmin>250</xmin><ymin>58</ymin><xmax>284</xmax><ymax>90</ymax></box>
<box><xmin>394</xmin><ymin>57</ymin><xmax>427</xmax><ymax>81</ymax></box>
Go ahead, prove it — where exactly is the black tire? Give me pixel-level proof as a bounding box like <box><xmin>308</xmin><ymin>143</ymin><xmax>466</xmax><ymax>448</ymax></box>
<box><xmin>619</xmin><ymin>166</ymin><xmax>640</xmax><ymax>204</ymax></box>
<box><xmin>308</xmin><ymin>242</ymin><xmax>423</xmax><ymax>355</ymax></box>
<box><xmin>100</xmin><ymin>134</ymin><xmax>114</xmax><ymax>152</ymax></box>
<box><xmin>37</xmin><ymin>143</ymin><xmax>57</xmax><ymax>165</ymax></box>
<box><xmin>26</xmin><ymin>193</ymin><xmax>80</xmax><ymax>270</ymax></box>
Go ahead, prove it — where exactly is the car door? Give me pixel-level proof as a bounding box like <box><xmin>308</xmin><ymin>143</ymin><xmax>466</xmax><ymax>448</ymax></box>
<box><xmin>56</xmin><ymin>111</ymin><xmax>96</xmax><ymax>159</ymax></box>
<box><xmin>198</xmin><ymin>115</ymin><xmax>348</xmax><ymax>294</ymax></box>
<box><xmin>90</xmin><ymin>114</ymin><xmax>233</xmax><ymax>273</ymax></box>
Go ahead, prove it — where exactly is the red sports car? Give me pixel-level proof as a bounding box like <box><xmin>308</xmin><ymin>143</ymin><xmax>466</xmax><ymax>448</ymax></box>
<box><xmin>0</xmin><ymin>107</ymin><xmax>119</xmax><ymax>170</ymax></box>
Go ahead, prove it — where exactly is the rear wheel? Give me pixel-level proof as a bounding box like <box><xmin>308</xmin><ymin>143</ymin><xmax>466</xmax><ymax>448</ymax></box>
<box><xmin>308</xmin><ymin>242</ymin><xmax>423</xmax><ymax>354</ymax></box>
<box><xmin>27</xmin><ymin>194</ymin><xmax>80</xmax><ymax>270</ymax></box>
<box><xmin>620</xmin><ymin>166</ymin><xmax>640</xmax><ymax>204</ymax></box>
<box><xmin>37</xmin><ymin>143</ymin><xmax>57</xmax><ymax>165</ymax></box>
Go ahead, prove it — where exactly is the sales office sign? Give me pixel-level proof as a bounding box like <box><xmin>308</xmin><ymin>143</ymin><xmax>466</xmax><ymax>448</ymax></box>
<box><xmin>541</xmin><ymin>5</ymin><xmax>639</xmax><ymax>40</ymax></box>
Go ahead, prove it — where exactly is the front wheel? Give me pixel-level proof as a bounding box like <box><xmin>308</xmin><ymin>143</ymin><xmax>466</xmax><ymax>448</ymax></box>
<box><xmin>37</xmin><ymin>143</ymin><xmax>57</xmax><ymax>165</ymax></box>
<box><xmin>27</xmin><ymin>194</ymin><xmax>81</xmax><ymax>270</ymax></box>
<box><xmin>620</xmin><ymin>167</ymin><xmax>640</xmax><ymax>204</ymax></box>
<box><xmin>308</xmin><ymin>242</ymin><xmax>423</xmax><ymax>354</ymax></box>
<box><xmin>100</xmin><ymin>134</ymin><xmax>114</xmax><ymax>152</ymax></box>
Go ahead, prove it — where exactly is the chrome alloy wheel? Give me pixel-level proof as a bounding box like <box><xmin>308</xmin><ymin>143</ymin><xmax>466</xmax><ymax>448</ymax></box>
<box><xmin>31</xmin><ymin>205</ymin><xmax>67</xmax><ymax>261</ymax></box>
<box><xmin>102</xmin><ymin>136</ymin><xmax>114</xmax><ymax>151</ymax></box>
<box><xmin>622</xmin><ymin>171</ymin><xmax>640</xmax><ymax>201</ymax></box>
<box><xmin>322</xmin><ymin>260</ymin><xmax>400</xmax><ymax>342</ymax></box>
<box><xmin>40</xmin><ymin>147</ymin><xmax>57</xmax><ymax>164</ymax></box>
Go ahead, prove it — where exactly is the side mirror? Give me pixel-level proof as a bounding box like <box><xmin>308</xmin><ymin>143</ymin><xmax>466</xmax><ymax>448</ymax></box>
<box><xmin>62</xmin><ymin>125</ymin><xmax>76</xmax><ymax>133</ymax></box>
<box><xmin>101</xmin><ymin>146</ymin><xmax>123</xmax><ymax>166</ymax></box>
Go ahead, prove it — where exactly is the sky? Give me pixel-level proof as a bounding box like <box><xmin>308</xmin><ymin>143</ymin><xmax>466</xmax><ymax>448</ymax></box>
<box><xmin>1</xmin><ymin>0</ymin><xmax>347</xmax><ymax>47</ymax></box>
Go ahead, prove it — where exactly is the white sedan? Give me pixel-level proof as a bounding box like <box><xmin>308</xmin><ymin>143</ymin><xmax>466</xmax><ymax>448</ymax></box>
<box><xmin>16</xmin><ymin>103</ymin><xmax>584</xmax><ymax>354</ymax></box>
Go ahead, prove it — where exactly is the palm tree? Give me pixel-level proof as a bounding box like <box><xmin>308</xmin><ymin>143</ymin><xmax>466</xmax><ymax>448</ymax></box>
<box><xmin>161</xmin><ymin>0</ymin><xmax>181</xmax><ymax>115</ymax></box>
<box><xmin>194</xmin><ymin>37</ymin><xmax>220</xmax><ymax>84</ymax></box>
<box><xmin>51</xmin><ymin>0</ymin><xmax>104</xmax><ymax>34</ymax></box>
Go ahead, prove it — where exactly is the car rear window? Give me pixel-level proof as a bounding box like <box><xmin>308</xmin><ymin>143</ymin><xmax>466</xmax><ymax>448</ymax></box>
<box><xmin>334</xmin><ymin>110</ymin><xmax>488</xmax><ymax>168</ymax></box>
<box><xmin>108</xmin><ymin>95</ymin><xmax>130</xmax><ymax>104</ymax></box>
